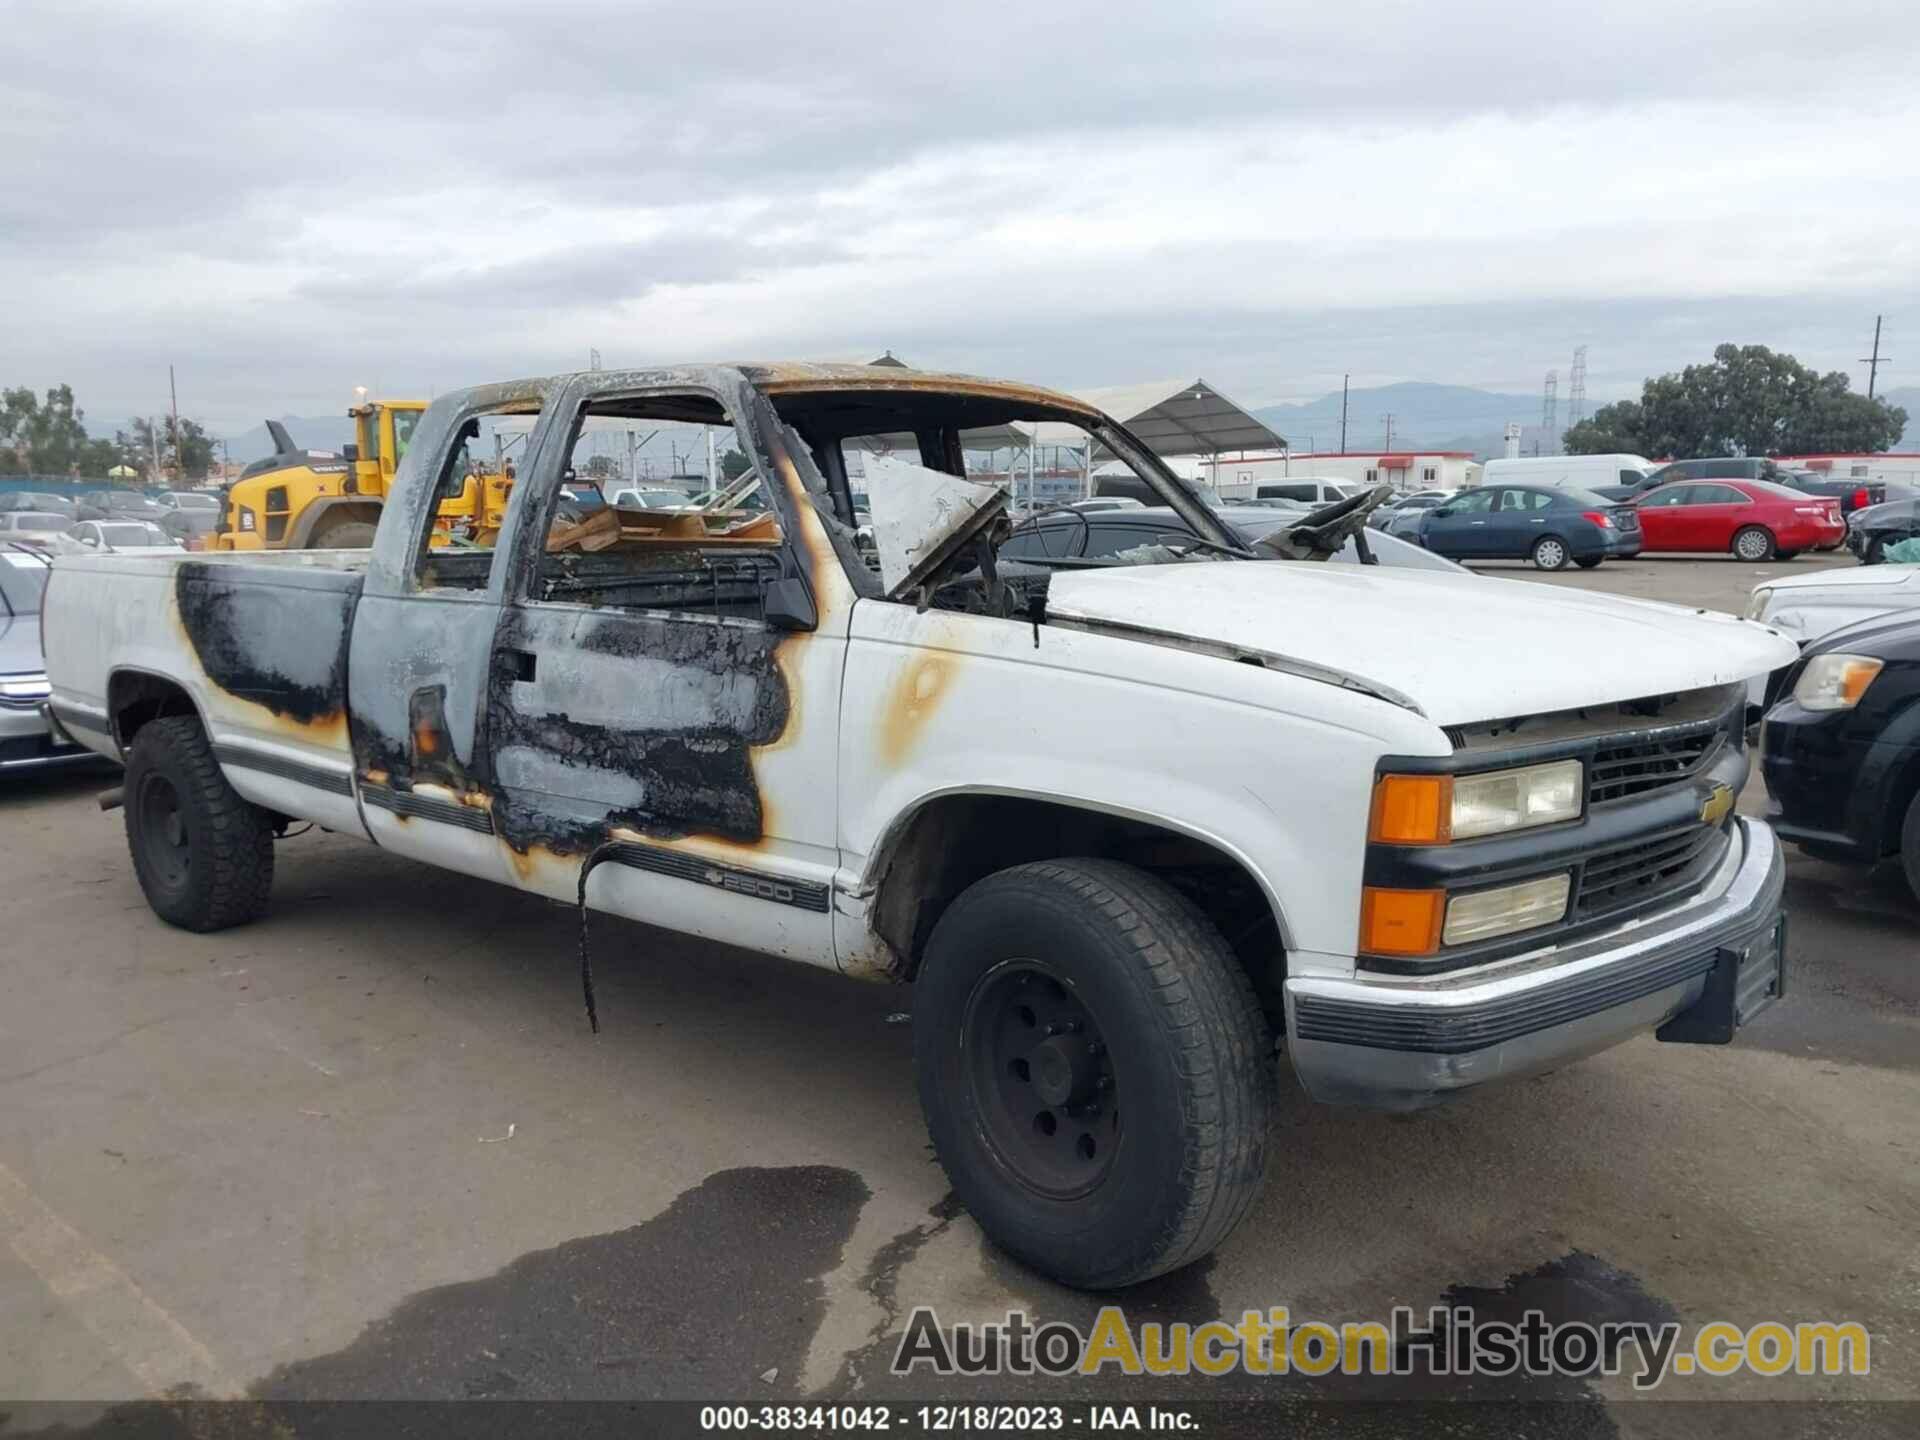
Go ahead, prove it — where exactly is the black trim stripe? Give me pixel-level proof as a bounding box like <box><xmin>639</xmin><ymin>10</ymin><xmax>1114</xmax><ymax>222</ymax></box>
<box><xmin>600</xmin><ymin>839</ymin><xmax>830</xmax><ymax>913</ymax></box>
<box><xmin>214</xmin><ymin>744</ymin><xmax>353</xmax><ymax>796</ymax></box>
<box><xmin>1294</xmin><ymin>946</ymin><xmax>1723</xmax><ymax>1055</ymax></box>
<box><xmin>360</xmin><ymin>782</ymin><xmax>496</xmax><ymax>833</ymax></box>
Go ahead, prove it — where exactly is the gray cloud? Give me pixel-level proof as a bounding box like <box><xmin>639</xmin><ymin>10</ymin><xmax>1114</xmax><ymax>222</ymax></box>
<box><xmin>1</xmin><ymin>1</ymin><xmax>1915</xmax><ymax>429</ymax></box>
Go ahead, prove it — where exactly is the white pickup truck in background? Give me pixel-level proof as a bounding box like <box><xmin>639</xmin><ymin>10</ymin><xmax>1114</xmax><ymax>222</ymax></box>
<box><xmin>44</xmin><ymin>362</ymin><xmax>1797</xmax><ymax>1289</ymax></box>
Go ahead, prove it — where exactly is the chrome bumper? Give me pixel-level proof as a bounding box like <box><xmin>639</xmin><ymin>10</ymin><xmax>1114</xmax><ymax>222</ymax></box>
<box><xmin>1285</xmin><ymin>817</ymin><xmax>1785</xmax><ymax>1111</ymax></box>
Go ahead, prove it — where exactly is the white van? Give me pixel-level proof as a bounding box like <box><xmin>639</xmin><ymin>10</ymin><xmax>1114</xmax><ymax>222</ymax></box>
<box><xmin>1479</xmin><ymin>454</ymin><xmax>1655</xmax><ymax>492</ymax></box>
<box><xmin>1244</xmin><ymin>477</ymin><xmax>1363</xmax><ymax>506</ymax></box>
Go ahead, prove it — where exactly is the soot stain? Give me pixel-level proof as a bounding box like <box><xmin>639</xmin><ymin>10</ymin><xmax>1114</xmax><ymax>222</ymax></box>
<box><xmin>483</xmin><ymin>607</ymin><xmax>792</xmax><ymax>857</ymax></box>
<box><xmin>173</xmin><ymin>564</ymin><xmax>359</xmax><ymax>727</ymax></box>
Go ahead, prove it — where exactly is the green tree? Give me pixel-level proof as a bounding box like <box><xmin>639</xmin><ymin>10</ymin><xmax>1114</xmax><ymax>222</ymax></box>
<box><xmin>720</xmin><ymin>447</ymin><xmax>753</xmax><ymax>480</ymax></box>
<box><xmin>1563</xmin><ymin>344</ymin><xmax>1907</xmax><ymax>458</ymax></box>
<box><xmin>1562</xmin><ymin>399</ymin><xmax>1645</xmax><ymax>456</ymax></box>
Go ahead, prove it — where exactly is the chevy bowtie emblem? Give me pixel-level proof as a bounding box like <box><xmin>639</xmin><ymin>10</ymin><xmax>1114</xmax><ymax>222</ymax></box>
<box><xmin>1700</xmin><ymin>783</ymin><xmax>1735</xmax><ymax>827</ymax></box>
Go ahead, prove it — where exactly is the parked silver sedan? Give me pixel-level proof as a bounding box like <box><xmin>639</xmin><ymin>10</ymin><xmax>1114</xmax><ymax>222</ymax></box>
<box><xmin>1</xmin><ymin>548</ymin><xmax>105</xmax><ymax>773</ymax></box>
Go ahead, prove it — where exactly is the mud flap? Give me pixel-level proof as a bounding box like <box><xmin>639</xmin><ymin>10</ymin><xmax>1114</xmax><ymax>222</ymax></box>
<box><xmin>1656</xmin><ymin>915</ymin><xmax>1787</xmax><ymax>1045</ymax></box>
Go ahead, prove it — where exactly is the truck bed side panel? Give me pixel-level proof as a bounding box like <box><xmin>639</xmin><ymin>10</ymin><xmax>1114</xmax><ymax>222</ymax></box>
<box><xmin>45</xmin><ymin>552</ymin><xmax>368</xmax><ymax>836</ymax></box>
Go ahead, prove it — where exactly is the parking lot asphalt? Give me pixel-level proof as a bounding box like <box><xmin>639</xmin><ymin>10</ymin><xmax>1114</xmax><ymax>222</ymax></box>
<box><xmin>1</xmin><ymin>552</ymin><xmax>1915</xmax><ymax>1432</ymax></box>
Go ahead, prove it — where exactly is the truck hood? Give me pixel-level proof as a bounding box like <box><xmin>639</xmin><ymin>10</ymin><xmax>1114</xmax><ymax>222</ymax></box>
<box><xmin>1045</xmin><ymin>562</ymin><xmax>1799</xmax><ymax>728</ymax></box>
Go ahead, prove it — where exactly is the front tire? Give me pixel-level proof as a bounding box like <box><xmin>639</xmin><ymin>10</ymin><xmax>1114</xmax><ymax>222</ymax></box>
<box><xmin>1531</xmin><ymin>536</ymin><xmax>1571</xmax><ymax>570</ymax></box>
<box><xmin>913</xmin><ymin>859</ymin><xmax>1273</xmax><ymax>1289</ymax></box>
<box><xmin>124</xmin><ymin>715</ymin><xmax>275</xmax><ymax>931</ymax></box>
<box><xmin>1733</xmin><ymin>525</ymin><xmax>1776</xmax><ymax>562</ymax></box>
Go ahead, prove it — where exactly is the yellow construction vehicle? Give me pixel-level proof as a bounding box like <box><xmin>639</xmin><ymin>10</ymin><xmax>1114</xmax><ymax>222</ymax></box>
<box><xmin>218</xmin><ymin>400</ymin><xmax>432</xmax><ymax>550</ymax></box>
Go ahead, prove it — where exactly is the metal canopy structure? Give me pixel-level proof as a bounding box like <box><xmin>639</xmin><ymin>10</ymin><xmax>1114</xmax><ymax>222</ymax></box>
<box><xmin>1064</xmin><ymin>379</ymin><xmax>1286</xmax><ymax>458</ymax></box>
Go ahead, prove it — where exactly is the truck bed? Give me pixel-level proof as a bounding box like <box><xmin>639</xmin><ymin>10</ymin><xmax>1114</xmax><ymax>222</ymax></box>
<box><xmin>45</xmin><ymin>548</ymin><xmax>368</xmax><ymax>804</ymax></box>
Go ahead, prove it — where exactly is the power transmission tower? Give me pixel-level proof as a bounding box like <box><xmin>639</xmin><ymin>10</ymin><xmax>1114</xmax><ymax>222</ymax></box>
<box><xmin>1860</xmin><ymin>316</ymin><xmax>1889</xmax><ymax>399</ymax></box>
<box><xmin>1378</xmin><ymin>413</ymin><xmax>1396</xmax><ymax>450</ymax></box>
<box><xmin>1541</xmin><ymin>370</ymin><xmax>1559</xmax><ymax>455</ymax></box>
<box><xmin>589</xmin><ymin>348</ymin><xmax>603</xmax><ymax>372</ymax></box>
<box><xmin>1568</xmin><ymin>346</ymin><xmax>1588</xmax><ymax>429</ymax></box>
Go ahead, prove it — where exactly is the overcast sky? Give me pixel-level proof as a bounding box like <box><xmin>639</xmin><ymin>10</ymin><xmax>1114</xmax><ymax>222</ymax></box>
<box><xmin>3</xmin><ymin>0</ymin><xmax>1916</xmax><ymax>434</ymax></box>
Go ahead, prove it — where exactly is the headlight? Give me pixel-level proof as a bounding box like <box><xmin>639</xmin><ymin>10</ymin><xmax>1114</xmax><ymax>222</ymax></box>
<box><xmin>1443</xmin><ymin>873</ymin><xmax>1572</xmax><ymax>946</ymax></box>
<box><xmin>1744</xmin><ymin>586</ymin><xmax>1773</xmax><ymax>620</ymax></box>
<box><xmin>1371</xmin><ymin>759</ymin><xmax>1584</xmax><ymax>844</ymax></box>
<box><xmin>1792</xmin><ymin>653</ymin><xmax>1883</xmax><ymax>711</ymax></box>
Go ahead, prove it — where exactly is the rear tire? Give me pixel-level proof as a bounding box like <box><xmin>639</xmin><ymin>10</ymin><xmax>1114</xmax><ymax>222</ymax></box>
<box><xmin>913</xmin><ymin>859</ymin><xmax>1273</xmax><ymax>1289</ymax></box>
<box><xmin>1733</xmin><ymin>526</ymin><xmax>1776</xmax><ymax>562</ymax></box>
<box><xmin>124</xmin><ymin>715</ymin><xmax>274</xmax><ymax>932</ymax></box>
<box><xmin>1531</xmin><ymin>536</ymin><xmax>1571</xmax><ymax>570</ymax></box>
<box><xmin>309</xmin><ymin>518</ymin><xmax>377</xmax><ymax>549</ymax></box>
<box><xmin>1574</xmin><ymin>556</ymin><xmax>1603</xmax><ymax>569</ymax></box>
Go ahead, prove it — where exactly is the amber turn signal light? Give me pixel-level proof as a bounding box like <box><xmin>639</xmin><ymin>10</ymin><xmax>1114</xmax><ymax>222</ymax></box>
<box><xmin>1369</xmin><ymin>774</ymin><xmax>1452</xmax><ymax>845</ymax></box>
<box><xmin>1359</xmin><ymin>886</ymin><xmax>1445</xmax><ymax>956</ymax></box>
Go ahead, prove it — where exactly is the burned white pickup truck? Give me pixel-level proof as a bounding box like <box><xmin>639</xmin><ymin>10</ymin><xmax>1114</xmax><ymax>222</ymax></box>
<box><xmin>45</xmin><ymin>363</ymin><xmax>1796</xmax><ymax>1288</ymax></box>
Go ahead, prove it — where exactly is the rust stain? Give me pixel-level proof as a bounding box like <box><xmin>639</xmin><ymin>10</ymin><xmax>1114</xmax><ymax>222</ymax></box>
<box><xmin>878</xmin><ymin>655</ymin><xmax>951</xmax><ymax>768</ymax></box>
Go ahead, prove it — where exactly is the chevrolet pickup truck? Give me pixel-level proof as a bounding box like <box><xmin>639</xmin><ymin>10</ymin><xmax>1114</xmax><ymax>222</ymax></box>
<box><xmin>44</xmin><ymin>363</ymin><xmax>1798</xmax><ymax>1289</ymax></box>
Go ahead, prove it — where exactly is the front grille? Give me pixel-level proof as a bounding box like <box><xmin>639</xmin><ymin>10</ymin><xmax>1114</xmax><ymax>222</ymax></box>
<box><xmin>1588</xmin><ymin>722</ymin><xmax>1724</xmax><ymax>804</ymax></box>
<box><xmin>1573</xmin><ymin>824</ymin><xmax>1726</xmax><ymax>922</ymax></box>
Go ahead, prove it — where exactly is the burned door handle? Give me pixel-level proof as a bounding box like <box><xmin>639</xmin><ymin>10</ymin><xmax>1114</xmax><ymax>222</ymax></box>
<box><xmin>500</xmin><ymin>648</ymin><xmax>537</xmax><ymax>682</ymax></box>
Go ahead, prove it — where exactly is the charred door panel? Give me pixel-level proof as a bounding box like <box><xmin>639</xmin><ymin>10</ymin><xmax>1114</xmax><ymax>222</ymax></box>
<box><xmin>481</xmin><ymin>599</ymin><xmax>845</xmax><ymax>965</ymax></box>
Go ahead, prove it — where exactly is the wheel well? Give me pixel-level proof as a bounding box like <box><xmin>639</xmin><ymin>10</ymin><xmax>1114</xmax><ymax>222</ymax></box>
<box><xmin>1882</xmin><ymin>748</ymin><xmax>1920</xmax><ymax>856</ymax></box>
<box><xmin>108</xmin><ymin>671</ymin><xmax>201</xmax><ymax>753</ymax></box>
<box><xmin>868</xmin><ymin>794</ymin><xmax>1288</xmax><ymax>1026</ymax></box>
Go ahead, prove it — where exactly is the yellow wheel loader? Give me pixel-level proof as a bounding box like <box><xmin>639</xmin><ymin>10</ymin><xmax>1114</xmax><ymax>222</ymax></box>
<box><xmin>218</xmin><ymin>401</ymin><xmax>442</xmax><ymax>550</ymax></box>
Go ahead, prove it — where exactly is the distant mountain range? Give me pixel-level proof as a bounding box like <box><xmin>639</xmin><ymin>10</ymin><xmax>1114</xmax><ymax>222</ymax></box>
<box><xmin>1249</xmin><ymin>381</ymin><xmax>1553</xmax><ymax>459</ymax></box>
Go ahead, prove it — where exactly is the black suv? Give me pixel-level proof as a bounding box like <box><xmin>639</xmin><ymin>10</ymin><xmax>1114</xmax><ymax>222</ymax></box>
<box><xmin>1762</xmin><ymin>611</ymin><xmax>1920</xmax><ymax>904</ymax></box>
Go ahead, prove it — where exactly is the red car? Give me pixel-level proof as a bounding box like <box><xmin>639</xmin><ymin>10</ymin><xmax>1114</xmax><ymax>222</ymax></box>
<box><xmin>1632</xmin><ymin>479</ymin><xmax>1844</xmax><ymax>561</ymax></box>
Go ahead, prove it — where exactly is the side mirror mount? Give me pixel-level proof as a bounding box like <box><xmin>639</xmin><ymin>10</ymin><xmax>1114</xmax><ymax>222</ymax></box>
<box><xmin>1431</xmin><ymin>507</ymin><xmax>1454</xmax><ymax>518</ymax></box>
<box><xmin>762</xmin><ymin>575</ymin><xmax>817</xmax><ymax>632</ymax></box>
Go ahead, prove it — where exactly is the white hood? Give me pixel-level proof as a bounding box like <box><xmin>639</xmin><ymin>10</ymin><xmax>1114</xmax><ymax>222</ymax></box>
<box><xmin>1046</xmin><ymin>562</ymin><xmax>1799</xmax><ymax>727</ymax></box>
<box><xmin>1757</xmin><ymin>564</ymin><xmax>1920</xmax><ymax>596</ymax></box>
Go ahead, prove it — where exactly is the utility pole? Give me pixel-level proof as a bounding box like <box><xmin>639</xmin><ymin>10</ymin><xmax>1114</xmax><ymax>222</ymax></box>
<box><xmin>1339</xmin><ymin>374</ymin><xmax>1349</xmax><ymax>452</ymax></box>
<box><xmin>168</xmin><ymin>365</ymin><xmax>183</xmax><ymax>482</ymax></box>
<box><xmin>1378</xmin><ymin>413</ymin><xmax>1396</xmax><ymax>450</ymax></box>
<box><xmin>147</xmin><ymin>416</ymin><xmax>162</xmax><ymax>484</ymax></box>
<box><xmin>1860</xmin><ymin>315</ymin><xmax>1889</xmax><ymax>399</ymax></box>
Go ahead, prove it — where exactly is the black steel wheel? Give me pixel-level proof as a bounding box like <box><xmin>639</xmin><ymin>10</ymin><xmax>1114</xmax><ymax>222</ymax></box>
<box><xmin>123</xmin><ymin>715</ymin><xmax>274</xmax><ymax>931</ymax></box>
<box><xmin>962</xmin><ymin>960</ymin><xmax>1120</xmax><ymax>1200</ymax></box>
<box><xmin>914</xmin><ymin>858</ymin><xmax>1273</xmax><ymax>1289</ymax></box>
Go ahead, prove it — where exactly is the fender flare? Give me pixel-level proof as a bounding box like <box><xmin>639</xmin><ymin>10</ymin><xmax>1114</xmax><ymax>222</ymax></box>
<box><xmin>857</xmin><ymin>782</ymin><xmax>1300</xmax><ymax>952</ymax></box>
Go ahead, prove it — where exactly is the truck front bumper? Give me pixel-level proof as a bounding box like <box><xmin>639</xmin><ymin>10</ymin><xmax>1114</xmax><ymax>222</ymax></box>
<box><xmin>1284</xmin><ymin>817</ymin><xmax>1785</xmax><ymax>1111</ymax></box>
